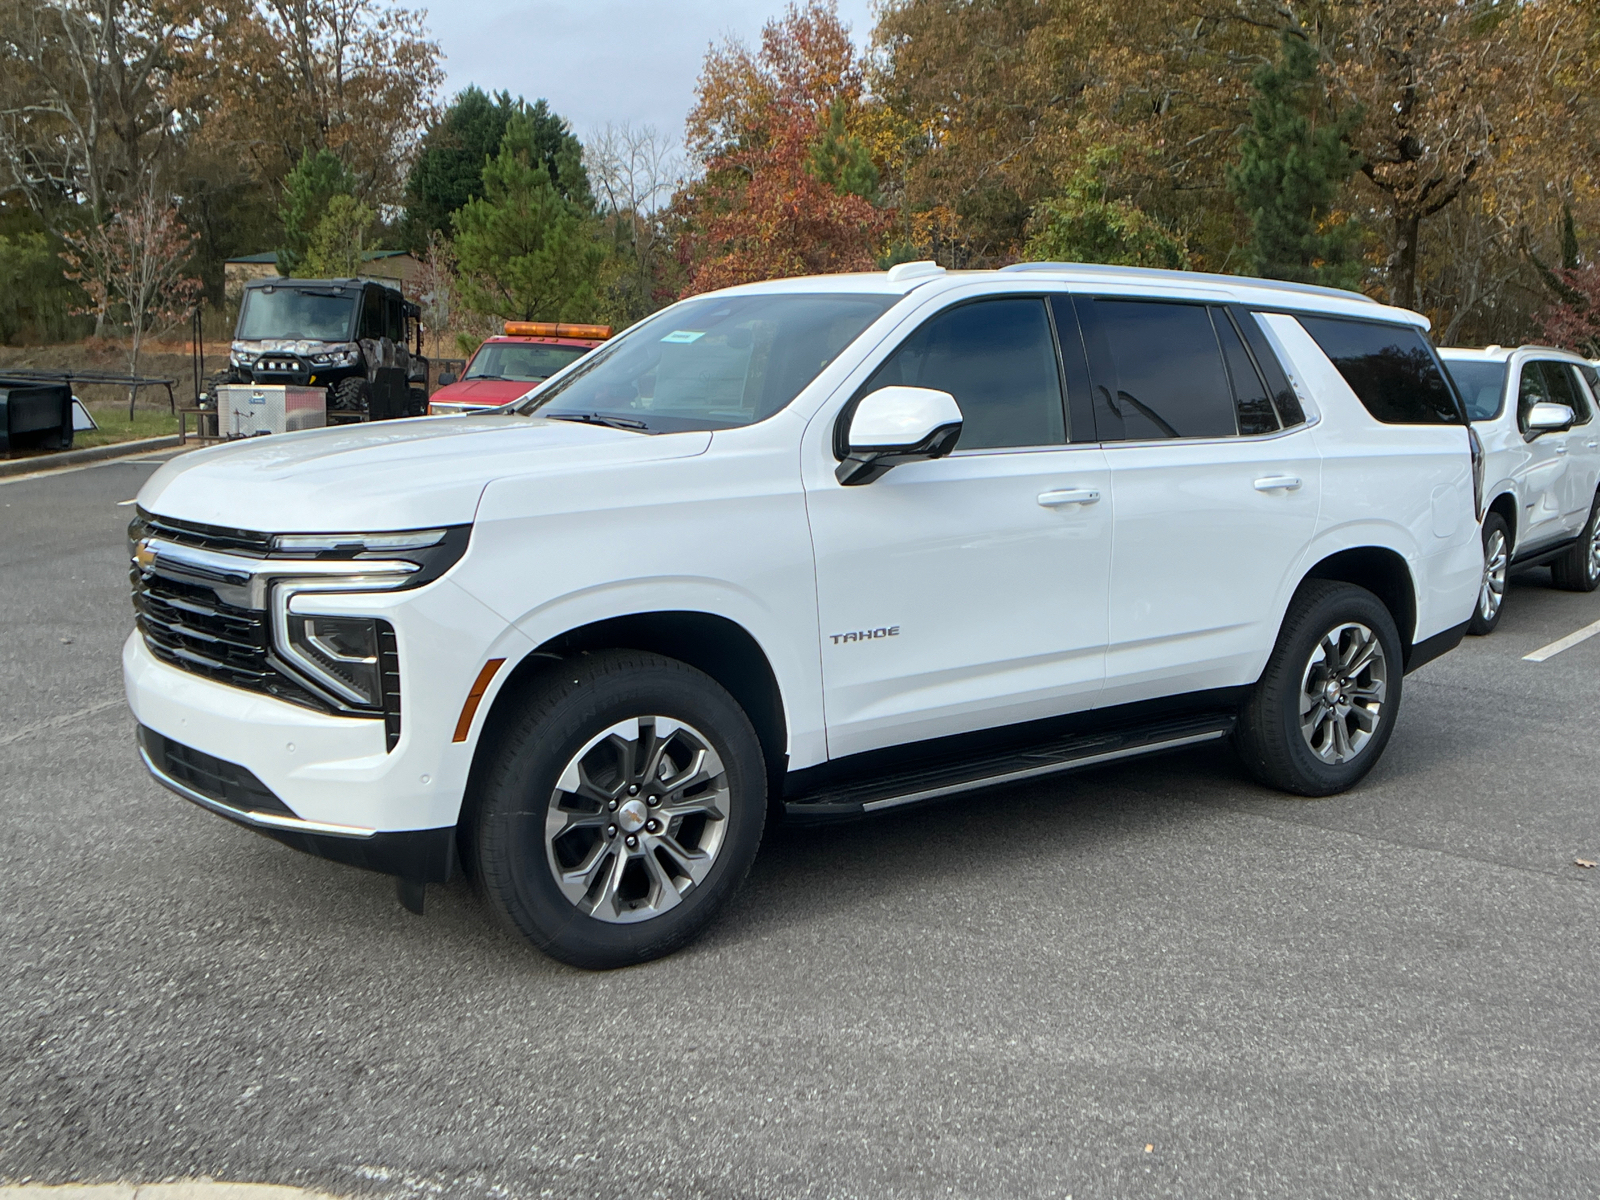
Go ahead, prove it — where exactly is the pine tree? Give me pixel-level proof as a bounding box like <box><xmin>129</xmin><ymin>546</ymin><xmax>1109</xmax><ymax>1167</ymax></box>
<box><xmin>277</xmin><ymin>149</ymin><xmax>357</xmax><ymax>275</ymax></box>
<box><xmin>401</xmin><ymin>88</ymin><xmax>519</xmax><ymax>248</ymax></box>
<box><xmin>1228</xmin><ymin>31</ymin><xmax>1363</xmax><ymax>289</ymax></box>
<box><xmin>451</xmin><ymin>113</ymin><xmax>605</xmax><ymax>321</ymax></box>
<box><xmin>807</xmin><ymin>99</ymin><xmax>879</xmax><ymax>202</ymax></box>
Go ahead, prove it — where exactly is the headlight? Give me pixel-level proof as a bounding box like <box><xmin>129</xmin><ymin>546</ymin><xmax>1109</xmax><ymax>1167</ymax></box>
<box><xmin>307</xmin><ymin>344</ymin><xmax>360</xmax><ymax>367</ymax></box>
<box><xmin>230</xmin><ymin>350</ymin><xmax>250</xmax><ymax>367</ymax></box>
<box><xmin>283</xmin><ymin>613</ymin><xmax>385</xmax><ymax>707</ymax></box>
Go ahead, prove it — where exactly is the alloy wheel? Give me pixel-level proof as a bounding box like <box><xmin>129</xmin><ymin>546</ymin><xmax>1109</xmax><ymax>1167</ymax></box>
<box><xmin>1299</xmin><ymin>622</ymin><xmax>1388</xmax><ymax>766</ymax></box>
<box><xmin>1588</xmin><ymin>512</ymin><xmax>1600</xmax><ymax>583</ymax></box>
<box><xmin>1480</xmin><ymin>527</ymin><xmax>1508</xmax><ymax>621</ymax></box>
<box><xmin>543</xmin><ymin>716</ymin><xmax>730</xmax><ymax>924</ymax></box>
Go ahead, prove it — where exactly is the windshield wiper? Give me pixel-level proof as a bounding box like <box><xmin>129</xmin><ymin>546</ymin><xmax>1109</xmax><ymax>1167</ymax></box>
<box><xmin>466</xmin><ymin>373</ymin><xmax>506</xmax><ymax>380</ymax></box>
<box><xmin>544</xmin><ymin>412</ymin><xmax>649</xmax><ymax>432</ymax></box>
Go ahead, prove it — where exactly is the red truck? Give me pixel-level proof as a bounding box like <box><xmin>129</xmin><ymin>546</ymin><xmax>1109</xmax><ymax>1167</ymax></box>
<box><xmin>427</xmin><ymin>321</ymin><xmax>612</xmax><ymax>415</ymax></box>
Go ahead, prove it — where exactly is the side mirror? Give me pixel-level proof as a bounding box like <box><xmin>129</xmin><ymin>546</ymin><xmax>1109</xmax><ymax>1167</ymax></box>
<box><xmin>837</xmin><ymin>386</ymin><xmax>963</xmax><ymax>485</ymax></box>
<box><xmin>1527</xmin><ymin>401</ymin><xmax>1575</xmax><ymax>436</ymax></box>
<box><xmin>436</xmin><ymin>371</ymin><xmax>457</xmax><ymax>387</ymax></box>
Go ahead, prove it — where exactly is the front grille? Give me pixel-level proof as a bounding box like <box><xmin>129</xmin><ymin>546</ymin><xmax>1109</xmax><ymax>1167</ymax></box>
<box><xmin>131</xmin><ymin>513</ymin><xmax>402</xmax><ymax>750</ymax></box>
<box><xmin>140</xmin><ymin>726</ymin><xmax>296</xmax><ymax>817</ymax></box>
<box><xmin>134</xmin><ymin>511</ymin><xmax>272</xmax><ymax>557</ymax></box>
<box><xmin>132</xmin><ymin>565</ymin><xmax>326</xmax><ymax>709</ymax></box>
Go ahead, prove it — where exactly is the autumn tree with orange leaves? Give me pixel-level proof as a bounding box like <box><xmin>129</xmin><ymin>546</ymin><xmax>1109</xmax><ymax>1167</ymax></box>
<box><xmin>676</xmin><ymin>1</ymin><xmax>891</xmax><ymax>295</ymax></box>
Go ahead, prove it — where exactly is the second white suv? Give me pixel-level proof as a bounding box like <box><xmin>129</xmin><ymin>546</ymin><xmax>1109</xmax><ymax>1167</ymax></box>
<box><xmin>1440</xmin><ymin>345</ymin><xmax>1600</xmax><ymax>633</ymax></box>
<box><xmin>125</xmin><ymin>262</ymin><xmax>1483</xmax><ymax>968</ymax></box>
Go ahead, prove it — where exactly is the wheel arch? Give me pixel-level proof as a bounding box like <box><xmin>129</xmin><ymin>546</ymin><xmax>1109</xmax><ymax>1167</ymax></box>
<box><xmin>459</xmin><ymin>611</ymin><xmax>790</xmax><ymax>850</ymax></box>
<box><xmin>1487</xmin><ymin>490</ymin><xmax>1517</xmax><ymax>549</ymax></box>
<box><xmin>1301</xmin><ymin>546</ymin><xmax>1418</xmax><ymax>658</ymax></box>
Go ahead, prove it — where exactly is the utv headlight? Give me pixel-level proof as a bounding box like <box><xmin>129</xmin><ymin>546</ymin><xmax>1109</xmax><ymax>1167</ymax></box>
<box><xmin>308</xmin><ymin>344</ymin><xmax>360</xmax><ymax>367</ymax></box>
<box><xmin>283</xmin><ymin>613</ymin><xmax>385</xmax><ymax>707</ymax></box>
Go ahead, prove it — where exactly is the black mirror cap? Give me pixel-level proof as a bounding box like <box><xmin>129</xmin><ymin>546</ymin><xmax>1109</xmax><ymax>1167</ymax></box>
<box><xmin>436</xmin><ymin>372</ymin><xmax>457</xmax><ymax>387</ymax></box>
<box><xmin>835</xmin><ymin>422</ymin><xmax>962</xmax><ymax>486</ymax></box>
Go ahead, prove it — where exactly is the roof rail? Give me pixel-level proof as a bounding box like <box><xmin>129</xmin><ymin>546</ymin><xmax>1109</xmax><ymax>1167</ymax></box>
<box><xmin>999</xmin><ymin>261</ymin><xmax>1379</xmax><ymax>306</ymax></box>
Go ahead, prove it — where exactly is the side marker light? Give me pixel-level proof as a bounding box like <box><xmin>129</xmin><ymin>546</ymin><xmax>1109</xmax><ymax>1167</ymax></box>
<box><xmin>453</xmin><ymin>658</ymin><xmax>506</xmax><ymax>742</ymax></box>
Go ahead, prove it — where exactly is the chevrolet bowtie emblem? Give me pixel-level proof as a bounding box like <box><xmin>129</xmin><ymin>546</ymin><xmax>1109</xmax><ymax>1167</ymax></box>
<box><xmin>134</xmin><ymin>538</ymin><xmax>157</xmax><ymax>571</ymax></box>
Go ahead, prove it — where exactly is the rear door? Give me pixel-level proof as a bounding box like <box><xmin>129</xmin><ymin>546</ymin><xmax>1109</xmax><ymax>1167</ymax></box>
<box><xmin>1071</xmin><ymin>296</ymin><xmax>1322</xmax><ymax>705</ymax></box>
<box><xmin>1541</xmin><ymin>361</ymin><xmax>1600</xmax><ymax>527</ymax></box>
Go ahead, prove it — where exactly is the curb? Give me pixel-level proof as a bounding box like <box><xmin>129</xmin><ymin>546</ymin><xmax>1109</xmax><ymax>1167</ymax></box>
<box><xmin>0</xmin><ymin>436</ymin><xmax>183</xmax><ymax>480</ymax></box>
<box><xmin>0</xmin><ymin>1185</ymin><xmax>345</xmax><ymax>1199</ymax></box>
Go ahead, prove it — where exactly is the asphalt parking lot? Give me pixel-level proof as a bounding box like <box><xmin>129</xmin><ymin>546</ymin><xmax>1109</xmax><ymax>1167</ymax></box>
<box><xmin>3</xmin><ymin>453</ymin><xmax>1599</xmax><ymax>1200</ymax></box>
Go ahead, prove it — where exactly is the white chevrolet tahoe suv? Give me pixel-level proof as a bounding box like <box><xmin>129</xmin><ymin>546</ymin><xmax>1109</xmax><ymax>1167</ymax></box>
<box><xmin>125</xmin><ymin>262</ymin><xmax>1483</xmax><ymax>968</ymax></box>
<box><xmin>1439</xmin><ymin>345</ymin><xmax>1600</xmax><ymax>633</ymax></box>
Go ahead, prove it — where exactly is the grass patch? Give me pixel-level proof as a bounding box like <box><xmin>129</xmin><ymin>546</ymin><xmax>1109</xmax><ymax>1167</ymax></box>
<box><xmin>73</xmin><ymin>407</ymin><xmax>180</xmax><ymax>449</ymax></box>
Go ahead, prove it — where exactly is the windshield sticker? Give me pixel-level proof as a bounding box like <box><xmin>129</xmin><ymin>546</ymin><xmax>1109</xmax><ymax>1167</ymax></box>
<box><xmin>660</xmin><ymin>330</ymin><xmax>706</xmax><ymax>344</ymax></box>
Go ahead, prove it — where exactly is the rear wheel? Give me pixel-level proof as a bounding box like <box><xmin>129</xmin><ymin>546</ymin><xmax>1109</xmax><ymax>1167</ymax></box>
<box><xmin>1468</xmin><ymin>513</ymin><xmax>1510</xmax><ymax>635</ymax></box>
<box><xmin>1550</xmin><ymin>490</ymin><xmax>1600</xmax><ymax>592</ymax></box>
<box><xmin>474</xmin><ymin>650</ymin><xmax>766</xmax><ymax>969</ymax></box>
<box><xmin>1235</xmin><ymin>580</ymin><xmax>1403</xmax><ymax>796</ymax></box>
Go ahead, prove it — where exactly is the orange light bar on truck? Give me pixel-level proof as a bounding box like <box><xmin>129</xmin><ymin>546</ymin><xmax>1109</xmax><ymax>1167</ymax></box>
<box><xmin>503</xmin><ymin>321</ymin><xmax>613</xmax><ymax>340</ymax></box>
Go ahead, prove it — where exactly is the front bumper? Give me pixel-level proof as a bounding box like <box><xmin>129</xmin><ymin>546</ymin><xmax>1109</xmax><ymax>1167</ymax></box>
<box><xmin>124</xmin><ymin>567</ymin><xmax>534</xmax><ymax>858</ymax></box>
<box><xmin>138</xmin><ymin>724</ymin><xmax>456</xmax><ymax>880</ymax></box>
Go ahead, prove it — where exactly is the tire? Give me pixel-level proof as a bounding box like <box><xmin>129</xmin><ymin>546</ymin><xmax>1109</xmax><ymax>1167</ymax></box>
<box><xmin>331</xmin><ymin>376</ymin><xmax>370</xmax><ymax>415</ymax></box>
<box><xmin>474</xmin><ymin>650</ymin><xmax>766</xmax><ymax>969</ymax></box>
<box><xmin>407</xmin><ymin>386</ymin><xmax>429</xmax><ymax>416</ymax></box>
<box><xmin>1467</xmin><ymin>512</ymin><xmax>1510</xmax><ymax>635</ymax></box>
<box><xmin>1234</xmin><ymin>580</ymin><xmax>1404</xmax><ymax>797</ymax></box>
<box><xmin>1550</xmin><ymin>490</ymin><xmax>1600</xmax><ymax>592</ymax></box>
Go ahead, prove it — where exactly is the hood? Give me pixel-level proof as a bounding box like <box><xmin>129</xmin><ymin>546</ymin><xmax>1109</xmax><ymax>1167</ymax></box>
<box><xmin>429</xmin><ymin>378</ymin><xmax>532</xmax><ymax>406</ymax></box>
<box><xmin>138</xmin><ymin>415</ymin><xmax>711</xmax><ymax>533</ymax></box>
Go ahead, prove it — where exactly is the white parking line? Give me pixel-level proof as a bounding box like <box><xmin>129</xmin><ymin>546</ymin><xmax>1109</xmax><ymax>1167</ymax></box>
<box><xmin>1523</xmin><ymin>617</ymin><xmax>1600</xmax><ymax>662</ymax></box>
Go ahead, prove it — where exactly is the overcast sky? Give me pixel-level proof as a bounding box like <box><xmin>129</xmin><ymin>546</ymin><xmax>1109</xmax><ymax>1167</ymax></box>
<box><xmin>428</xmin><ymin>0</ymin><xmax>877</xmax><ymax>145</ymax></box>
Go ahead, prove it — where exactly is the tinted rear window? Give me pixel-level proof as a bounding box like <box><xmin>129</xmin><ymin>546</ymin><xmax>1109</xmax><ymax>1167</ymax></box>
<box><xmin>1079</xmin><ymin>300</ymin><xmax>1237</xmax><ymax>439</ymax></box>
<box><xmin>1442</xmin><ymin>360</ymin><xmax>1508</xmax><ymax>421</ymax></box>
<box><xmin>1298</xmin><ymin>316</ymin><xmax>1461</xmax><ymax>424</ymax></box>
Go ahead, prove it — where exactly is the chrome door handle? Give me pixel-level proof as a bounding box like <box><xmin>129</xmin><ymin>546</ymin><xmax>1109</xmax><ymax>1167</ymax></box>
<box><xmin>1556</xmin><ymin>444</ymin><xmax>1569</xmax><ymax>455</ymax></box>
<box><xmin>1586</xmin><ymin>440</ymin><xmax>1597</xmax><ymax>448</ymax></box>
<box><xmin>1253</xmin><ymin>475</ymin><xmax>1303</xmax><ymax>492</ymax></box>
<box><xmin>1037</xmin><ymin>488</ymin><xmax>1101</xmax><ymax>508</ymax></box>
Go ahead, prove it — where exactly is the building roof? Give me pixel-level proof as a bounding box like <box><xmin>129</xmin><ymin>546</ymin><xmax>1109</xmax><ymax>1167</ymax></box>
<box><xmin>225</xmin><ymin>249</ymin><xmax>416</xmax><ymax>265</ymax></box>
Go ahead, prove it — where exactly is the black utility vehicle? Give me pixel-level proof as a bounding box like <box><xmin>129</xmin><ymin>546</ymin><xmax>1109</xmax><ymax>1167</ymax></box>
<box><xmin>225</xmin><ymin>277</ymin><xmax>428</xmax><ymax>420</ymax></box>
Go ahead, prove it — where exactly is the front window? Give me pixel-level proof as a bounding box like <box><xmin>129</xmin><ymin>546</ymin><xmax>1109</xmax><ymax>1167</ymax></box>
<box><xmin>526</xmin><ymin>292</ymin><xmax>899</xmax><ymax>432</ymax></box>
<box><xmin>238</xmin><ymin>287</ymin><xmax>358</xmax><ymax>342</ymax></box>
<box><xmin>1443</xmin><ymin>360</ymin><xmax>1508</xmax><ymax>422</ymax></box>
<box><xmin>466</xmin><ymin>342</ymin><xmax>590</xmax><ymax>383</ymax></box>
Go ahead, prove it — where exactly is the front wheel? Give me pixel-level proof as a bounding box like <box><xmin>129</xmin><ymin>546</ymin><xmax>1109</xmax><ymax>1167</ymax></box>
<box><xmin>330</xmin><ymin>376</ymin><xmax>370</xmax><ymax>416</ymax></box>
<box><xmin>474</xmin><ymin>650</ymin><xmax>766</xmax><ymax>969</ymax></box>
<box><xmin>1468</xmin><ymin>512</ymin><xmax>1510</xmax><ymax>635</ymax></box>
<box><xmin>1235</xmin><ymin>580</ymin><xmax>1403</xmax><ymax>797</ymax></box>
<box><xmin>1550</xmin><ymin>490</ymin><xmax>1600</xmax><ymax>593</ymax></box>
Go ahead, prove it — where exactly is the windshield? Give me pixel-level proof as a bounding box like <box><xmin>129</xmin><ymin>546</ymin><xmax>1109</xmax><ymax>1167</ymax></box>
<box><xmin>466</xmin><ymin>342</ymin><xmax>589</xmax><ymax>383</ymax></box>
<box><xmin>1443</xmin><ymin>359</ymin><xmax>1509</xmax><ymax>421</ymax></box>
<box><xmin>237</xmin><ymin>287</ymin><xmax>357</xmax><ymax>342</ymax></box>
<box><xmin>525</xmin><ymin>292</ymin><xmax>899</xmax><ymax>432</ymax></box>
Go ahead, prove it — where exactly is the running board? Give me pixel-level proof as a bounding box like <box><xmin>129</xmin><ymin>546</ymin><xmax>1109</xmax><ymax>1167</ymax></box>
<box><xmin>783</xmin><ymin>713</ymin><xmax>1235</xmax><ymax>822</ymax></box>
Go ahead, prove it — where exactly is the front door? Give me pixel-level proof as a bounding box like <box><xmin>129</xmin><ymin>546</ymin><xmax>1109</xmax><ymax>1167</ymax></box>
<box><xmin>1072</xmin><ymin>296</ymin><xmax>1322</xmax><ymax>705</ymax></box>
<box><xmin>805</xmin><ymin>296</ymin><xmax>1112</xmax><ymax>759</ymax></box>
<box><xmin>1513</xmin><ymin>360</ymin><xmax>1574</xmax><ymax>549</ymax></box>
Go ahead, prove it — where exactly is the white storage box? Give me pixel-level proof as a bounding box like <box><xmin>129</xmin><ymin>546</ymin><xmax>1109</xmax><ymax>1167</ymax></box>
<box><xmin>216</xmin><ymin>384</ymin><xmax>326</xmax><ymax>437</ymax></box>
